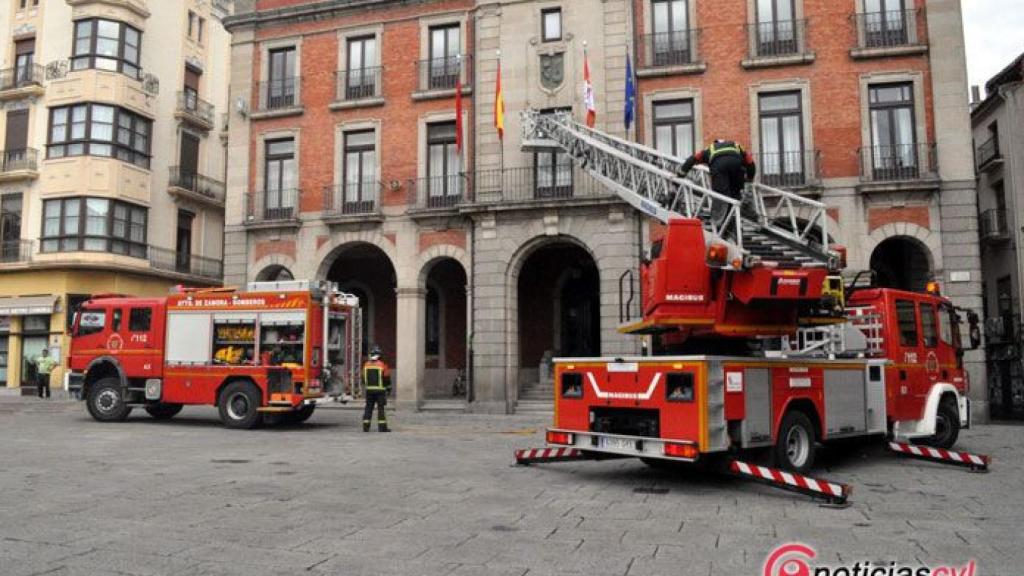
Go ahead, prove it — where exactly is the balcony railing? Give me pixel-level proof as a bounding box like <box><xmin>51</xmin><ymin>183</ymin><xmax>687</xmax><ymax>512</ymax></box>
<box><xmin>416</xmin><ymin>55</ymin><xmax>471</xmax><ymax>92</ymax></box>
<box><xmin>336</xmin><ymin>67</ymin><xmax>383</xmax><ymax>102</ymax></box>
<box><xmin>323</xmin><ymin>182</ymin><xmax>381</xmax><ymax>217</ymax></box>
<box><xmin>758</xmin><ymin>150</ymin><xmax>820</xmax><ymax>188</ymax></box>
<box><xmin>976</xmin><ymin>136</ymin><xmax>1001</xmax><ymax>169</ymax></box>
<box><xmin>1</xmin><ymin>148</ymin><xmax>38</xmax><ymax>173</ymax></box>
<box><xmin>859</xmin><ymin>143</ymin><xmax>936</xmax><ymax>182</ymax></box>
<box><xmin>0</xmin><ymin>64</ymin><xmax>44</xmax><ymax>91</ymax></box>
<box><xmin>257</xmin><ymin>77</ymin><xmax>300</xmax><ymax>111</ymax></box>
<box><xmin>748</xmin><ymin>19</ymin><xmax>807</xmax><ymax>58</ymax></box>
<box><xmin>409</xmin><ymin>175</ymin><xmax>465</xmax><ymax>209</ymax></box>
<box><xmin>854</xmin><ymin>9</ymin><xmax>921</xmax><ymax>49</ymax></box>
<box><xmin>637</xmin><ymin>29</ymin><xmax>701</xmax><ymax>68</ymax></box>
<box><xmin>245</xmin><ymin>189</ymin><xmax>301</xmax><ymax>224</ymax></box>
<box><xmin>148</xmin><ymin>245</ymin><xmax>223</xmax><ymax>280</ymax></box>
<box><xmin>980</xmin><ymin>209</ymin><xmax>1009</xmax><ymax>243</ymax></box>
<box><xmin>0</xmin><ymin>240</ymin><xmax>32</xmax><ymax>264</ymax></box>
<box><xmin>169</xmin><ymin>167</ymin><xmax>225</xmax><ymax>202</ymax></box>
<box><xmin>410</xmin><ymin>166</ymin><xmax>615</xmax><ymax>209</ymax></box>
<box><xmin>176</xmin><ymin>91</ymin><xmax>215</xmax><ymax>125</ymax></box>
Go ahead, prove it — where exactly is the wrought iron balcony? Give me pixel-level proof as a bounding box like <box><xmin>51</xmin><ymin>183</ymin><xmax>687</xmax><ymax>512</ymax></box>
<box><xmin>758</xmin><ymin>150</ymin><xmax>820</xmax><ymax>188</ymax></box>
<box><xmin>335</xmin><ymin>67</ymin><xmax>383</xmax><ymax>102</ymax></box>
<box><xmin>416</xmin><ymin>55</ymin><xmax>471</xmax><ymax>93</ymax></box>
<box><xmin>256</xmin><ymin>77</ymin><xmax>300</xmax><ymax>112</ymax></box>
<box><xmin>637</xmin><ymin>29</ymin><xmax>701</xmax><ymax>68</ymax></box>
<box><xmin>853</xmin><ymin>9</ymin><xmax>922</xmax><ymax>50</ymax></box>
<box><xmin>976</xmin><ymin>136</ymin><xmax>1001</xmax><ymax>170</ymax></box>
<box><xmin>0</xmin><ymin>240</ymin><xmax>32</xmax><ymax>264</ymax></box>
<box><xmin>747</xmin><ymin>19</ymin><xmax>808</xmax><ymax>59</ymax></box>
<box><xmin>245</xmin><ymin>189</ymin><xmax>301</xmax><ymax>225</ymax></box>
<box><xmin>858</xmin><ymin>143</ymin><xmax>936</xmax><ymax>183</ymax></box>
<box><xmin>408</xmin><ymin>175</ymin><xmax>465</xmax><ymax>210</ymax></box>
<box><xmin>0</xmin><ymin>148</ymin><xmax>39</xmax><ymax>174</ymax></box>
<box><xmin>176</xmin><ymin>91</ymin><xmax>215</xmax><ymax>127</ymax></box>
<box><xmin>0</xmin><ymin>64</ymin><xmax>44</xmax><ymax>93</ymax></box>
<box><xmin>168</xmin><ymin>167</ymin><xmax>225</xmax><ymax>203</ymax></box>
<box><xmin>323</xmin><ymin>181</ymin><xmax>382</xmax><ymax>218</ymax></box>
<box><xmin>148</xmin><ymin>245</ymin><xmax>223</xmax><ymax>280</ymax></box>
<box><xmin>980</xmin><ymin>209</ymin><xmax>1009</xmax><ymax>243</ymax></box>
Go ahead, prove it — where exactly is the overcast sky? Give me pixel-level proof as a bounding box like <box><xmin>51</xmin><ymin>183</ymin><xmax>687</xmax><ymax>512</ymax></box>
<box><xmin>963</xmin><ymin>0</ymin><xmax>1024</xmax><ymax>98</ymax></box>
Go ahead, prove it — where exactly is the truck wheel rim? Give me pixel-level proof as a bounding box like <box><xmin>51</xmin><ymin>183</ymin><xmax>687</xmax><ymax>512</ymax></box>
<box><xmin>95</xmin><ymin>390</ymin><xmax>119</xmax><ymax>413</ymax></box>
<box><xmin>227</xmin><ymin>393</ymin><xmax>250</xmax><ymax>420</ymax></box>
<box><xmin>786</xmin><ymin>426</ymin><xmax>809</xmax><ymax>467</ymax></box>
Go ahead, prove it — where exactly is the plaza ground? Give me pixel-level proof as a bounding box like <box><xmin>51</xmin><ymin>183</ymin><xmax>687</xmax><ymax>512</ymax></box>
<box><xmin>0</xmin><ymin>397</ymin><xmax>1021</xmax><ymax>576</ymax></box>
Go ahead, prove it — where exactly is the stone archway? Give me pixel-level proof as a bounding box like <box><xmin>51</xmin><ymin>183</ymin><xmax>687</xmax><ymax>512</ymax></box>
<box><xmin>254</xmin><ymin>264</ymin><xmax>294</xmax><ymax>282</ymax></box>
<box><xmin>322</xmin><ymin>242</ymin><xmax>397</xmax><ymax>363</ymax></box>
<box><xmin>870</xmin><ymin>235</ymin><xmax>934</xmax><ymax>292</ymax></box>
<box><xmin>507</xmin><ymin>236</ymin><xmax>600</xmax><ymax>406</ymax></box>
<box><xmin>419</xmin><ymin>257</ymin><xmax>468</xmax><ymax>401</ymax></box>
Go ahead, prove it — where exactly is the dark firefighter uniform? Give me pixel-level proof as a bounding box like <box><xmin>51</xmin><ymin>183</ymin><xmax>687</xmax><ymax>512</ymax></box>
<box><xmin>681</xmin><ymin>140</ymin><xmax>757</xmax><ymax>200</ymax></box>
<box><xmin>362</xmin><ymin>355</ymin><xmax>391</xmax><ymax>432</ymax></box>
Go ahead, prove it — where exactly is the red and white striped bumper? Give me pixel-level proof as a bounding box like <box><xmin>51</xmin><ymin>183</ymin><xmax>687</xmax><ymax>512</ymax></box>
<box><xmin>888</xmin><ymin>442</ymin><xmax>991</xmax><ymax>471</ymax></box>
<box><xmin>514</xmin><ymin>447</ymin><xmax>592</xmax><ymax>465</ymax></box>
<box><xmin>728</xmin><ymin>460</ymin><xmax>852</xmax><ymax>505</ymax></box>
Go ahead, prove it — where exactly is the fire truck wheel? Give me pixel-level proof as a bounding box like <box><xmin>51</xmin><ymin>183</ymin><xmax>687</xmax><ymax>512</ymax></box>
<box><xmin>218</xmin><ymin>381</ymin><xmax>262</xmax><ymax>429</ymax></box>
<box><xmin>86</xmin><ymin>378</ymin><xmax>132</xmax><ymax>422</ymax></box>
<box><xmin>924</xmin><ymin>398</ymin><xmax>960</xmax><ymax>449</ymax></box>
<box><xmin>774</xmin><ymin>411</ymin><xmax>816</xmax><ymax>474</ymax></box>
<box><xmin>144</xmin><ymin>403</ymin><xmax>183</xmax><ymax>420</ymax></box>
<box><xmin>285</xmin><ymin>404</ymin><xmax>316</xmax><ymax>424</ymax></box>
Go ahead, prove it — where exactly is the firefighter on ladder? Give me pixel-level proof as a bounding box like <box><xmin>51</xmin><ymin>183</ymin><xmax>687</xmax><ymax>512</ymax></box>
<box><xmin>362</xmin><ymin>346</ymin><xmax>391</xmax><ymax>432</ymax></box>
<box><xmin>678</xmin><ymin>140</ymin><xmax>758</xmax><ymax>230</ymax></box>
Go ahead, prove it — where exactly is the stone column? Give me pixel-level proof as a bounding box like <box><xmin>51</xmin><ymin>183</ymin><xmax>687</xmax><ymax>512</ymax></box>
<box><xmin>394</xmin><ymin>286</ymin><xmax>426</xmax><ymax>411</ymax></box>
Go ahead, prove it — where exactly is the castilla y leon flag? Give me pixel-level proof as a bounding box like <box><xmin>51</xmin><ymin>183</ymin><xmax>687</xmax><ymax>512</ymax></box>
<box><xmin>583</xmin><ymin>48</ymin><xmax>597</xmax><ymax>128</ymax></box>
<box><xmin>455</xmin><ymin>62</ymin><xmax>464</xmax><ymax>152</ymax></box>
<box><xmin>494</xmin><ymin>59</ymin><xmax>505</xmax><ymax>140</ymax></box>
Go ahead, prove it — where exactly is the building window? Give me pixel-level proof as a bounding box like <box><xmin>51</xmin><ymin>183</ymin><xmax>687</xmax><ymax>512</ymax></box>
<box><xmin>41</xmin><ymin>197</ymin><xmax>147</xmax><ymax>257</ymax></box>
<box><xmin>266</xmin><ymin>47</ymin><xmax>297</xmax><ymax>109</ymax></box>
<box><xmin>189</xmin><ymin>11</ymin><xmax>206</xmax><ymax>43</ymax></box>
<box><xmin>864</xmin><ymin>0</ymin><xmax>908</xmax><ymax>47</ymax></box>
<box><xmin>534</xmin><ymin>109</ymin><xmax>572</xmax><ymax>198</ymax></box>
<box><xmin>47</xmin><ymin>104</ymin><xmax>152</xmax><ymax>169</ymax></box>
<box><xmin>264</xmin><ymin>138</ymin><xmax>296</xmax><ymax>220</ymax></box>
<box><xmin>651</xmin><ymin>0</ymin><xmax>690</xmax><ymax>66</ymax></box>
<box><xmin>346</xmin><ymin>36</ymin><xmax>378</xmax><ymax>99</ymax></box>
<box><xmin>343</xmin><ymin>130</ymin><xmax>376</xmax><ymax>210</ymax></box>
<box><xmin>426</xmin><ymin>122</ymin><xmax>461</xmax><ymax>207</ymax></box>
<box><xmin>72</xmin><ymin>18</ymin><xmax>142</xmax><ymax>79</ymax></box>
<box><xmin>652</xmin><ymin>100</ymin><xmax>694</xmax><ymax>159</ymax></box>
<box><xmin>183</xmin><ymin>66</ymin><xmax>201</xmax><ymax>111</ymax></box>
<box><xmin>542</xmin><ymin>8</ymin><xmax>562</xmax><ymax>42</ymax></box>
<box><xmin>755</xmin><ymin>0</ymin><xmax>797</xmax><ymax>56</ymax></box>
<box><xmin>428</xmin><ymin>24</ymin><xmax>461</xmax><ymax>90</ymax></box>
<box><xmin>14</xmin><ymin>39</ymin><xmax>35</xmax><ymax>85</ymax></box>
<box><xmin>176</xmin><ymin>209</ymin><xmax>193</xmax><ymax>272</ymax></box>
<box><xmin>869</xmin><ymin>82</ymin><xmax>917</xmax><ymax>179</ymax></box>
<box><xmin>1</xmin><ymin>194</ymin><xmax>22</xmax><ymax>262</ymax></box>
<box><xmin>758</xmin><ymin>91</ymin><xmax>805</xmax><ymax>186</ymax></box>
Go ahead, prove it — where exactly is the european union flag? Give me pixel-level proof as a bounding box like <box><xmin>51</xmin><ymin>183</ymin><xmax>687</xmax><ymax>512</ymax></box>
<box><xmin>624</xmin><ymin>50</ymin><xmax>636</xmax><ymax>131</ymax></box>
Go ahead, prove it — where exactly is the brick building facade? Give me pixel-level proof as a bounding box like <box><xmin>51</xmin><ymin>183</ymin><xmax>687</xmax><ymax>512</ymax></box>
<box><xmin>223</xmin><ymin>0</ymin><xmax>985</xmax><ymax>418</ymax></box>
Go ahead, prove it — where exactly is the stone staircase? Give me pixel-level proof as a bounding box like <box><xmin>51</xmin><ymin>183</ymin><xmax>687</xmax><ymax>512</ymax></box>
<box><xmin>517</xmin><ymin>380</ymin><xmax>554</xmax><ymax>413</ymax></box>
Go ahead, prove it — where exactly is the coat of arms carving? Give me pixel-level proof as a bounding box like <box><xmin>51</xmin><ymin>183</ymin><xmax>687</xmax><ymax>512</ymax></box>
<box><xmin>540</xmin><ymin>53</ymin><xmax>564</xmax><ymax>90</ymax></box>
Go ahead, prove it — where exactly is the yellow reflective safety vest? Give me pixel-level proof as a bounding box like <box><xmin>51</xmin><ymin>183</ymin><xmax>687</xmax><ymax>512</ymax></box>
<box><xmin>707</xmin><ymin>140</ymin><xmax>743</xmax><ymax>161</ymax></box>
<box><xmin>363</xmin><ymin>359</ymin><xmax>391</xmax><ymax>392</ymax></box>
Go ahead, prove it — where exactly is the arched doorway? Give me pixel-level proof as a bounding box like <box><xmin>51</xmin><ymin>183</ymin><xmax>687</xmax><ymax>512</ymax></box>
<box><xmin>324</xmin><ymin>243</ymin><xmax>396</xmax><ymax>363</ymax></box>
<box><xmin>516</xmin><ymin>241</ymin><xmax>600</xmax><ymax>401</ymax></box>
<box><xmin>422</xmin><ymin>258</ymin><xmax>467</xmax><ymax>400</ymax></box>
<box><xmin>870</xmin><ymin>236</ymin><xmax>932</xmax><ymax>292</ymax></box>
<box><xmin>255</xmin><ymin>265</ymin><xmax>294</xmax><ymax>281</ymax></box>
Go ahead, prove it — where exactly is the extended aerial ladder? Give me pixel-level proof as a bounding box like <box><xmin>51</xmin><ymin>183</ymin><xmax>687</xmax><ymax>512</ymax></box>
<box><xmin>520</xmin><ymin>110</ymin><xmax>845</xmax><ymax>340</ymax></box>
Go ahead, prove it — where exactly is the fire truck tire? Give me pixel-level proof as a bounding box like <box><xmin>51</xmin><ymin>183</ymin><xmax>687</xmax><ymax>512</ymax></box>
<box><xmin>285</xmin><ymin>404</ymin><xmax>316</xmax><ymax>424</ymax></box>
<box><xmin>923</xmin><ymin>398</ymin><xmax>960</xmax><ymax>449</ymax></box>
<box><xmin>218</xmin><ymin>381</ymin><xmax>262</xmax><ymax>429</ymax></box>
<box><xmin>774</xmin><ymin>411</ymin><xmax>816</xmax><ymax>474</ymax></box>
<box><xmin>86</xmin><ymin>378</ymin><xmax>132</xmax><ymax>422</ymax></box>
<box><xmin>144</xmin><ymin>403</ymin><xmax>183</xmax><ymax>420</ymax></box>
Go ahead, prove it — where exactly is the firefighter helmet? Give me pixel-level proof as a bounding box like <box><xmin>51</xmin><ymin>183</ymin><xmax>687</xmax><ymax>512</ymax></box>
<box><xmin>369</xmin><ymin>346</ymin><xmax>383</xmax><ymax>361</ymax></box>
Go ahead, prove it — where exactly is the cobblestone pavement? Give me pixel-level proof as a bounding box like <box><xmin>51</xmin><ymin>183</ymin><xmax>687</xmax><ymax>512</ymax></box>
<box><xmin>0</xmin><ymin>397</ymin><xmax>1021</xmax><ymax>576</ymax></box>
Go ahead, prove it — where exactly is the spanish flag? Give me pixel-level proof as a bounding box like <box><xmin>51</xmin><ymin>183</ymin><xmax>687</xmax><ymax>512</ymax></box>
<box><xmin>494</xmin><ymin>58</ymin><xmax>505</xmax><ymax>140</ymax></box>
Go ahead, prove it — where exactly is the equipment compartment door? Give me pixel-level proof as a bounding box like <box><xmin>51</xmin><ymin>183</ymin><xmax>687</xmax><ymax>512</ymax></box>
<box><xmin>741</xmin><ymin>368</ymin><xmax>772</xmax><ymax>447</ymax></box>
<box><xmin>823</xmin><ymin>369</ymin><xmax>867</xmax><ymax>437</ymax></box>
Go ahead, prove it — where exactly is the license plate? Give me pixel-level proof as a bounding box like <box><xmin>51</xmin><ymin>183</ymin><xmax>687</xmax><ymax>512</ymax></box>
<box><xmin>598</xmin><ymin>436</ymin><xmax>636</xmax><ymax>451</ymax></box>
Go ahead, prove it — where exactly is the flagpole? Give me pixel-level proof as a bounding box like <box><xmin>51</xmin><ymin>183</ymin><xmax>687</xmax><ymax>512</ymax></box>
<box><xmin>496</xmin><ymin>50</ymin><xmax>504</xmax><ymax>180</ymax></box>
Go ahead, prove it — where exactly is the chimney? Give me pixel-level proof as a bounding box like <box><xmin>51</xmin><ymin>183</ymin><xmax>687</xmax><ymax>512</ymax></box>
<box><xmin>971</xmin><ymin>85</ymin><xmax>982</xmax><ymax>104</ymax></box>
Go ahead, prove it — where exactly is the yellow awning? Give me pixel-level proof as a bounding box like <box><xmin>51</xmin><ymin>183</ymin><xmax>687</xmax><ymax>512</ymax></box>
<box><xmin>0</xmin><ymin>295</ymin><xmax>57</xmax><ymax>316</ymax></box>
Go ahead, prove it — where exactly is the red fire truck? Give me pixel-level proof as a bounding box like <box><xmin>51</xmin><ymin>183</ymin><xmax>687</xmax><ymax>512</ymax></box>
<box><xmin>66</xmin><ymin>280</ymin><xmax>362</xmax><ymax>429</ymax></box>
<box><xmin>514</xmin><ymin>111</ymin><xmax>986</xmax><ymax>500</ymax></box>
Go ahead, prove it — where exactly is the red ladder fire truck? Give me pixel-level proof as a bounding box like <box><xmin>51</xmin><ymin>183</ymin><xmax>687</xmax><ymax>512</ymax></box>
<box><xmin>66</xmin><ymin>280</ymin><xmax>362</xmax><ymax>429</ymax></box>
<box><xmin>514</xmin><ymin>111</ymin><xmax>986</xmax><ymax>503</ymax></box>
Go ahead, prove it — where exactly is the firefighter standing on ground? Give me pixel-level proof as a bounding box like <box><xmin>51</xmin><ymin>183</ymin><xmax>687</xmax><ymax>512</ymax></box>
<box><xmin>678</xmin><ymin>140</ymin><xmax>758</xmax><ymax>228</ymax></box>
<box><xmin>362</xmin><ymin>346</ymin><xmax>391</xmax><ymax>432</ymax></box>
